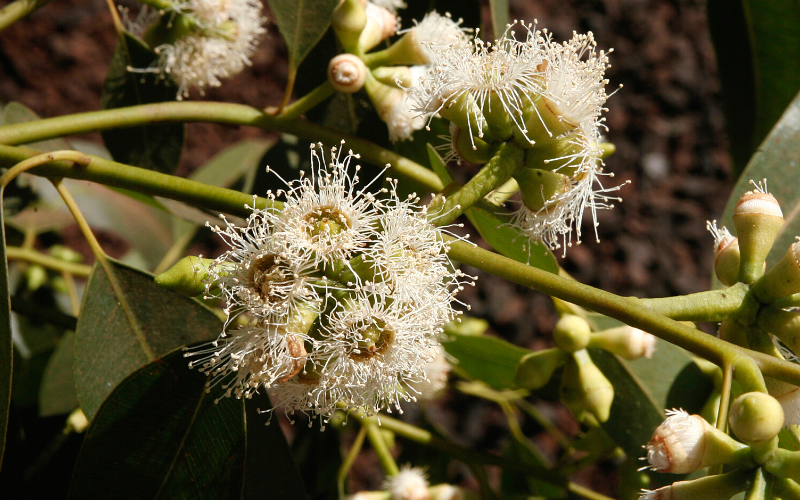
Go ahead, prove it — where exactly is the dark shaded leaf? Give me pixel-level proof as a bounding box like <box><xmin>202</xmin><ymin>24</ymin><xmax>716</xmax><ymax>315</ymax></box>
<box><xmin>442</xmin><ymin>334</ymin><xmax>530</xmax><ymax>389</ymax></box>
<box><xmin>291</xmin><ymin>423</ymin><xmax>341</xmax><ymax>500</ymax></box>
<box><xmin>267</xmin><ymin>0</ymin><xmax>338</xmax><ymax>96</ymax></box>
<box><xmin>74</xmin><ymin>260</ymin><xmax>221</xmax><ymax>419</ymax></box>
<box><xmin>719</xmin><ymin>90</ymin><xmax>800</xmax><ymax>270</ymax></box>
<box><xmin>708</xmin><ymin>0</ymin><xmax>800</xmax><ymax>177</ymax></box>
<box><xmin>0</xmin><ymin>190</ymin><xmax>13</xmax><ymax>468</ymax></box>
<box><xmin>101</xmin><ymin>32</ymin><xmax>184</xmax><ymax>174</ymax></box>
<box><xmin>3</xmin><ymin>102</ymin><xmax>71</xmax><ymax>152</ymax></box>
<box><xmin>69</xmin><ymin>348</ymin><xmax>306</xmax><ymax>500</ymax></box>
<box><xmin>39</xmin><ymin>331</ymin><xmax>78</xmax><ymax>417</ymax></box>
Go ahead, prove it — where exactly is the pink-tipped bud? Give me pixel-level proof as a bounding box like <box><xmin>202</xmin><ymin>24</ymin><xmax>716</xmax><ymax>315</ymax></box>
<box><xmin>645</xmin><ymin>409</ymin><xmax>747</xmax><ymax>473</ymax></box>
<box><xmin>328</xmin><ymin>54</ymin><xmax>367</xmax><ymax>93</ymax></box>
<box><xmin>732</xmin><ymin>180</ymin><xmax>784</xmax><ymax>283</ymax></box>
<box><xmin>706</xmin><ymin>221</ymin><xmax>740</xmax><ymax>287</ymax></box>
<box><xmin>588</xmin><ymin>326</ymin><xmax>657</xmax><ymax>360</ymax></box>
<box><xmin>753</xmin><ymin>239</ymin><xmax>800</xmax><ymax>304</ymax></box>
<box><xmin>386</xmin><ymin>466</ymin><xmax>430</xmax><ymax>500</ymax></box>
<box><xmin>358</xmin><ymin>3</ymin><xmax>397</xmax><ymax>52</ymax></box>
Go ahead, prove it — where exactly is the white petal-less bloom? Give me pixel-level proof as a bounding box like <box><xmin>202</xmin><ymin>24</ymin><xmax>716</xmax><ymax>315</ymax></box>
<box><xmin>371</xmin><ymin>0</ymin><xmax>407</xmax><ymax>13</ymax></box>
<box><xmin>269</xmin><ymin>143</ymin><xmax>383</xmax><ymax>268</ymax></box>
<box><xmin>408</xmin><ymin>345</ymin><xmax>451</xmax><ymax>401</ymax></box>
<box><xmin>128</xmin><ymin>0</ymin><xmax>266</xmax><ymax>99</ymax></box>
<box><xmin>386</xmin><ymin>465</ymin><xmax>430</xmax><ymax>500</ymax></box>
<box><xmin>645</xmin><ymin>409</ymin><xmax>706</xmax><ymax>474</ymax></box>
<box><xmin>401</xmin><ymin>11</ymin><xmax>471</xmax><ymax>65</ymax></box>
<box><xmin>408</xmin><ymin>22</ymin><xmax>544</xmax><ymax>142</ymax></box>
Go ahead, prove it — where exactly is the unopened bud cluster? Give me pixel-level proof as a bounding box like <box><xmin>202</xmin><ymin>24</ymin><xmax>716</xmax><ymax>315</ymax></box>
<box><xmin>514</xmin><ymin>314</ymin><xmax>656</xmax><ymax>424</ymax></box>
<box><xmin>124</xmin><ymin>0</ymin><xmax>267</xmax><ymax>99</ymax></box>
<box><xmin>158</xmin><ymin>142</ymin><xmax>470</xmax><ymax>420</ymax></box>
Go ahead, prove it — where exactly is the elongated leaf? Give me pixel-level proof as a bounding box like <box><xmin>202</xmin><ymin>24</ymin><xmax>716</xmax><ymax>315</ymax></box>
<box><xmin>442</xmin><ymin>334</ymin><xmax>530</xmax><ymax>389</ymax></box>
<box><xmin>719</xmin><ymin>90</ymin><xmax>800</xmax><ymax>269</ymax></box>
<box><xmin>488</xmin><ymin>0</ymin><xmax>509</xmax><ymax>38</ymax></box>
<box><xmin>69</xmin><ymin>348</ymin><xmax>306</xmax><ymax>500</ymax></box>
<box><xmin>74</xmin><ymin>260</ymin><xmax>221</xmax><ymax>419</ymax></box>
<box><xmin>708</xmin><ymin>0</ymin><xmax>800</xmax><ymax>177</ymax></box>
<box><xmin>3</xmin><ymin>102</ymin><xmax>71</xmax><ymax>152</ymax></box>
<box><xmin>0</xmin><ymin>189</ymin><xmax>13</xmax><ymax>468</ymax></box>
<box><xmin>39</xmin><ymin>331</ymin><xmax>79</xmax><ymax>417</ymax></box>
<box><xmin>101</xmin><ymin>32</ymin><xmax>184</xmax><ymax>174</ymax></box>
<box><xmin>267</xmin><ymin>0</ymin><xmax>338</xmax><ymax>92</ymax></box>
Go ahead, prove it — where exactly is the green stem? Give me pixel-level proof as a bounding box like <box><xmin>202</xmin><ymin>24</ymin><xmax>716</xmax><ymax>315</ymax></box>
<box><xmin>361</xmin><ymin>48</ymin><xmax>392</xmax><ymax>68</ymax></box>
<box><xmin>744</xmin><ymin>469</ymin><xmax>770</xmax><ymax>500</ymax></box>
<box><xmin>429</xmin><ymin>143</ymin><xmax>524</xmax><ymax>226</ymax></box>
<box><xmin>0</xmin><ymin>0</ymin><xmax>55</xmax><ymax>32</ymax></box>
<box><xmin>567</xmin><ymin>483</ymin><xmax>616</xmax><ymax>500</ymax></box>
<box><xmin>445</xmin><ymin>240</ymin><xmax>800</xmax><ymax>387</ymax></box>
<box><xmin>764</xmin><ymin>448</ymin><xmax>800</xmax><ymax>480</ymax></box>
<box><xmin>364</xmin><ymin>420</ymin><xmax>399</xmax><ymax>476</ymax></box>
<box><xmin>639</xmin><ymin>283</ymin><xmax>753</xmax><ymax>323</ymax></box>
<box><xmin>0</xmin><ymin>102</ymin><xmax>443</xmax><ymax>192</ymax></box>
<box><xmin>5</xmin><ymin>247</ymin><xmax>92</xmax><ymax>277</ymax></box>
<box><xmin>0</xmin><ymin>144</ymin><xmax>274</xmax><ymax>217</ymax></box>
<box><xmin>338</xmin><ymin>426</ymin><xmax>367</xmax><ymax>498</ymax></box>
<box><xmin>277</xmin><ymin>81</ymin><xmax>335</xmax><ymax>120</ymax></box>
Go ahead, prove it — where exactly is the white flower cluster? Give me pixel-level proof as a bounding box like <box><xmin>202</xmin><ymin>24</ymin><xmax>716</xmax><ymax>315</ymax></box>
<box><xmin>406</xmin><ymin>22</ymin><xmax>624</xmax><ymax>250</ymax></box>
<box><xmin>127</xmin><ymin>0</ymin><xmax>266</xmax><ymax>99</ymax></box>
<box><xmin>186</xmin><ymin>142</ymin><xmax>469</xmax><ymax>421</ymax></box>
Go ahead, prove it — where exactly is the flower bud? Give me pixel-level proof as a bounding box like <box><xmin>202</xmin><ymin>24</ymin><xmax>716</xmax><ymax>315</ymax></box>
<box><xmin>560</xmin><ymin>349</ymin><xmax>614</xmax><ymax>423</ymax></box>
<box><xmin>358</xmin><ymin>3</ymin><xmax>397</xmax><ymax>52</ymax></box>
<box><xmin>639</xmin><ymin>470</ymin><xmax>751</xmax><ymax>500</ymax></box>
<box><xmin>728</xmin><ymin>391</ymin><xmax>785</xmax><ymax>443</ymax></box>
<box><xmin>513</xmin><ymin>167</ymin><xmax>571</xmax><ymax>212</ymax></box>
<box><xmin>25</xmin><ymin>264</ymin><xmax>47</xmax><ymax>292</ymax></box>
<box><xmin>756</xmin><ymin>305</ymin><xmax>800</xmax><ymax>356</ymax></box>
<box><xmin>707</xmin><ymin>221</ymin><xmax>740</xmax><ymax>287</ymax></box>
<box><xmin>363</xmin><ymin>74</ymin><xmax>424</xmax><ymax>141</ymax></box>
<box><xmin>588</xmin><ymin>326</ymin><xmax>657</xmax><ymax>360</ymax></box>
<box><xmin>332</xmin><ymin>0</ymin><xmax>367</xmax><ymax>52</ymax></box>
<box><xmin>514</xmin><ymin>347</ymin><xmax>568</xmax><ymax>390</ymax></box>
<box><xmin>766</xmin><ymin>377</ymin><xmax>800</xmax><ymax>425</ymax></box>
<box><xmin>328</xmin><ymin>54</ymin><xmax>368</xmax><ymax>93</ymax></box>
<box><xmin>732</xmin><ymin>183</ymin><xmax>784</xmax><ymax>283</ymax></box>
<box><xmin>372</xmin><ymin>66</ymin><xmax>413</xmax><ymax>87</ymax></box>
<box><xmin>386</xmin><ymin>465</ymin><xmax>430</xmax><ymax>500</ymax></box>
<box><xmin>753</xmin><ymin>239</ymin><xmax>800</xmax><ymax>304</ymax></box>
<box><xmin>553</xmin><ymin>314</ymin><xmax>592</xmax><ymax>353</ymax></box>
<box><xmin>155</xmin><ymin>256</ymin><xmax>214</xmax><ymax>296</ymax></box>
<box><xmin>645</xmin><ymin>409</ymin><xmax>747</xmax><ymax>473</ymax></box>
<box><xmin>382</xmin><ymin>11</ymin><xmax>467</xmax><ymax>65</ymax></box>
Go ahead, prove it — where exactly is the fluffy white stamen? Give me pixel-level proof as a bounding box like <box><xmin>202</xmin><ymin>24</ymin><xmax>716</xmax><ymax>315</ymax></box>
<box><xmin>386</xmin><ymin>465</ymin><xmax>430</xmax><ymax>500</ymax></box>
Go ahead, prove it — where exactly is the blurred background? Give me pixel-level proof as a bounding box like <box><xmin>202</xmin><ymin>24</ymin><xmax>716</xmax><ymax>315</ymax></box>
<box><xmin>0</xmin><ymin>0</ymin><xmax>736</xmax><ymax>497</ymax></box>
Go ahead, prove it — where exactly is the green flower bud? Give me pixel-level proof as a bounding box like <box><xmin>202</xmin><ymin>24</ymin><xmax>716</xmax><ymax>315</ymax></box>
<box><xmin>753</xmin><ymin>240</ymin><xmax>800</xmax><ymax>304</ymax></box>
<box><xmin>756</xmin><ymin>306</ymin><xmax>800</xmax><ymax>356</ymax></box>
<box><xmin>332</xmin><ymin>0</ymin><xmax>367</xmax><ymax>52</ymax></box>
<box><xmin>728</xmin><ymin>392</ymin><xmax>785</xmax><ymax>444</ymax></box>
<box><xmin>640</xmin><ymin>470</ymin><xmax>751</xmax><ymax>500</ymax></box>
<box><xmin>49</xmin><ymin>244</ymin><xmax>83</xmax><ymax>263</ymax></box>
<box><xmin>553</xmin><ymin>314</ymin><xmax>592</xmax><ymax>352</ymax></box>
<box><xmin>588</xmin><ymin>325</ymin><xmax>657</xmax><ymax>360</ymax></box>
<box><xmin>707</xmin><ymin>222</ymin><xmax>740</xmax><ymax>287</ymax></box>
<box><xmin>25</xmin><ymin>264</ymin><xmax>47</xmax><ymax>292</ymax></box>
<box><xmin>513</xmin><ymin>167</ymin><xmax>571</xmax><ymax>212</ymax></box>
<box><xmin>514</xmin><ymin>347</ymin><xmax>568</xmax><ymax>390</ymax></box>
<box><xmin>372</xmin><ymin>66</ymin><xmax>412</xmax><ymax>88</ymax></box>
<box><xmin>358</xmin><ymin>3</ymin><xmax>396</xmax><ymax>53</ymax></box>
<box><xmin>451</xmin><ymin>125</ymin><xmax>494</xmax><ymax>164</ymax></box>
<box><xmin>560</xmin><ymin>349</ymin><xmax>614</xmax><ymax>423</ymax></box>
<box><xmin>732</xmin><ymin>186</ymin><xmax>784</xmax><ymax>283</ymax></box>
<box><xmin>154</xmin><ymin>256</ymin><xmax>214</xmax><ymax>297</ymax></box>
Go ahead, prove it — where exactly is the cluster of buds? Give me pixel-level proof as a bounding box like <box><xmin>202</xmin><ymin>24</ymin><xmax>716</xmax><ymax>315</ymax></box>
<box><xmin>123</xmin><ymin>0</ymin><xmax>267</xmax><ymax>99</ymax></box>
<box><xmin>640</xmin><ymin>392</ymin><xmax>800</xmax><ymax>500</ymax></box>
<box><xmin>328</xmin><ymin>2</ymin><xmax>626</xmax><ymax>250</ymax></box>
<box><xmin>158</xmin><ymin>142</ymin><xmax>471</xmax><ymax>420</ymax></box>
<box><xmin>707</xmin><ymin>181</ymin><xmax>800</xmax><ymax>425</ymax></box>
<box><xmin>513</xmin><ymin>314</ymin><xmax>656</xmax><ymax>425</ymax></box>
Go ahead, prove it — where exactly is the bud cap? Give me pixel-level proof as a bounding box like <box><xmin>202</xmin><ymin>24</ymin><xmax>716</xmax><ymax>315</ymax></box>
<box><xmin>728</xmin><ymin>391</ymin><xmax>784</xmax><ymax>443</ymax></box>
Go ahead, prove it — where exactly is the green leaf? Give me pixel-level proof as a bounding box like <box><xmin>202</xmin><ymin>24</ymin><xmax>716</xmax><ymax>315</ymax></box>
<box><xmin>708</xmin><ymin>0</ymin><xmax>800</xmax><ymax>177</ymax></box>
<box><xmin>39</xmin><ymin>331</ymin><xmax>79</xmax><ymax>417</ymax></box>
<box><xmin>3</xmin><ymin>102</ymin><xmax>71</xmax><ymax>152</ymax></box>
<box><xmin>487</xmin><ymin>0</ymin><xmax>509</xmax><ymax>38</ymax></box>
<box><xmin>267</xmin><ymin>0</ymin><xmax>338</xmax><ymax>95</ymax></box>
<box><xmin>442</xmin><ymin>334</ymin><xmax>530</xmax><ymax>389</ymax></box>
<box><xmin>466</xmin><ymin>206</ymin><xmax>558</xmax><ymax>273</ymax></box>
<box><xmin>719</xmin><ymin>89</ymin><xmax>800</xmax><ymax>270</ymax></box>
<box><xmin>0</xmin><ymin>190</ymin><xmax>13</xmax><ymax>468</ymax></box>
<box><xmin>74</xmin><ymin>260</ymin><xmax>221</xmax><ymax>419</ymax></box>
<box><xmin>191</xmin><ymin>139</ymin><xmax>275</xmax><ymax>189</ymax></box>
<box><xmin>291</xmin><ymin>424</ymin><xmax>342</xmax><ymax>500</ymax></box>
<box><xmin>101</xmin><ymin>32</ymin><xmax>184</xmax><ymax>174</ymax></box>
<box><xmin>69</xmin><ymin>348</ymin><xmax>307</xmax><ymax>500</ymax></box>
